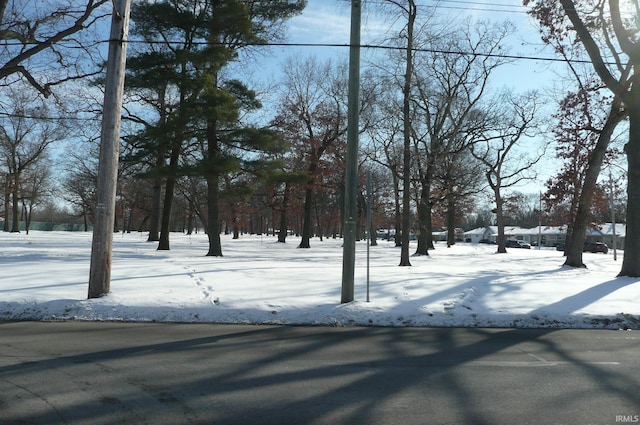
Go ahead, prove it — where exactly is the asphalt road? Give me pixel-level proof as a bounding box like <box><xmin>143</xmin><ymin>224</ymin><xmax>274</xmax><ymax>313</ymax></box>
<box><xmin>1</xmin><ymin>322</ymin><xmax>639</xmax><ymax>425</ymax></box>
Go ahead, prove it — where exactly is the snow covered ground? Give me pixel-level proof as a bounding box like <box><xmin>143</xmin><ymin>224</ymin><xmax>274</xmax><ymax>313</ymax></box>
<box><xmin>1</xmin><ymin>230</ymin><xmax>638</xmax><ymax>329</ymax></box>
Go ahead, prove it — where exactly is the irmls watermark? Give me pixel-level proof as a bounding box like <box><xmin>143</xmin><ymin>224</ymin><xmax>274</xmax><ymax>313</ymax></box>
<box><xmin>616</xmin><ymin>415</ymin><xmax>640</xmax><ymax>423</ymax></box>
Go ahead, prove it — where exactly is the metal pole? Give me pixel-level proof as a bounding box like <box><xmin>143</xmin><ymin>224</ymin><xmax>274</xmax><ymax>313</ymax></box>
<box><xmin>341</xmin><ymin>0</ymin><xmax>361</xmax><ymax>304</ymax></box>
<box><xmin>610</xmin><ymin>167</ymin><xmax>617</xmax><ymax>261</ymax></box>
<box><xmin>366</xmin><ymin>171</ymin><xmax>371</xmax><ymax>303</ymax></box>
<box><xmin>88</xmin><ymin>0</ymin><xmax>131</xmax><ymax>298</ymax></box>
<box><xmin>538</xmin><ymin>192</ymin><xmax>542</xmax><ymax>249</ymax></box>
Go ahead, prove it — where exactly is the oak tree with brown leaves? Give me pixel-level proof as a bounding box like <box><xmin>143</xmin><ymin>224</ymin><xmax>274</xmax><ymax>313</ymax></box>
<box><xmin>525</xmin><ymin>0</ymin><xmax>639</xmax><ymax>275</ymax></box>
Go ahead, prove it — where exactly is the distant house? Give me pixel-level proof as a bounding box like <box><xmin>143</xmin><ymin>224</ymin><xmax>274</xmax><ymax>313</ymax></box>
<box><xmin>529</xmin><ymin>226</ymin><xmax>568</xmax><ymax>247</ymax></box>
<box><xmin>587</xmin><ymin>223</ymin><xmax>626</xmax><ymax>250</ymax></box>
<box><xmin>464</xmin><ymin>225</ymin><xmax>568</xmax><ymax>247</ymax></box>
<box><xmin>501</xmin><ymin>226</ymin><xmax>528</xmax><ymax>241</ymax></box>
<box><xmin>432</xmin><ymin>229</ymin><xmax>447</xmax><ymax>242</ymax></box>
<box><xmin>487</xmin><ymin>226</ymin><xmax>532</xmax><ymax>243</ymax></box>
<box><xmin>494</xmin><ymin>225</ymin><xmax>568</xmax><ymax>247</ymax></box>
<box><xmin>464</xmin><ymin>223</ymin><xmax>628</xmax><ymax>249</ymax></box>
<box><xmin>463</xmin><ymin>227</ymin><xmax>493</xmax><ymax>243</ymax></box>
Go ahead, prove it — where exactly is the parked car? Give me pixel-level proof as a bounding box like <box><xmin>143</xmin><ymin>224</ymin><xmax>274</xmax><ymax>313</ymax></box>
<box><xmin>505</xmin><ymin>239</ymin><xmax>531</xmax><ymax>249</ymax></box>
<box><xmin>556</xmin><ymin>242</ymin><xmax>565</xmax><ymax>251</ymax></box>
<box><xmin>584</xmin><ymin>241</ymin><xmax>609</xmax><ymax>254</ymax></box>
<box><xmin>504</xmin><ymin>239</ymin><xmax>520</xmax><ymax>248</ymax></box>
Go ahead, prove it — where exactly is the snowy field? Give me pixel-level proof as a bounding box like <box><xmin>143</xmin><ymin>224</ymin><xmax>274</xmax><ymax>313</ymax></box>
<box><xmin>0</xmin><ymin>230</ymin><xmax>638</xmax><ymax>329</ymax></box>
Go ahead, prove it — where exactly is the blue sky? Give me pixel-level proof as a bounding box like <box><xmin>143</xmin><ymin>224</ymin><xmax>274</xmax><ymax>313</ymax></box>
<box><xmin>251</xmin><ymin>0</ymin><xmax>566</xmax><ymax>193</ymax></box>
<box><xmin>275</xmin><ymin>0</ymin><xmax>562</xmax><ymax>91</ymax></box>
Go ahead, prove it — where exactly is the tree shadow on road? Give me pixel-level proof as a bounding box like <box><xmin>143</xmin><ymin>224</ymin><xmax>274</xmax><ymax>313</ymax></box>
<box><xmin>1</xmin><ymin>322</ymin><xmax>639</xmax><ymax>425</ymax></box>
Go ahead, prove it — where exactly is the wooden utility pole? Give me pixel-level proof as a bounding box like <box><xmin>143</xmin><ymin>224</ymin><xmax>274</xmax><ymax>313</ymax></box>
<box><xmin>88</xmin><ymin>0</ymin><xmax>131</xmax><ymax>299</ymax></box>
<box><xmin>341</xmin><ymin>0</ymin><xmax>361</xmax><ymax>304</ymax></box>
<box><xmin>399</xmin><ymin>0</ymin><xmax>416</xmax><ymax>267</ymax></box>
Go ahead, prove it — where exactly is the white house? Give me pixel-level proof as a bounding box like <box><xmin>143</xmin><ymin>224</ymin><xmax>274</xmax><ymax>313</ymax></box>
<box><xmin>462</xmin><ymin>227</ymin><xmax>491</xmax><ymax>243</ymax></box>
<box><xmin>526</xmin><ymin>226</ymin><xmax>568</xmax><ymax>247</ymax></box>
<box><xmin>465</xmin><ymin>223</ymin><xmax>625</xmax><ymax>248</ymax></box>
<box><xmin>587</xmin><ymin>223</ymin><xmax>626</xmax><ymax>250</ymax></box>
<box><xmin>464</xmin><ymin>225</ymin><xmax>567</xmax><ymax>247</ymax></box>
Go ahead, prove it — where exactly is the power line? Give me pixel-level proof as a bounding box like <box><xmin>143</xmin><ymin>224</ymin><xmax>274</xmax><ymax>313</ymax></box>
<box><xmin>120</xmin><ymin>38</ymin><xmax>615</xmax><ymax>66</ymax></box>
<box><xmin>366</xmin><ymin>0</ymin><xmax>533</xmax><ymax>14</ymax></box>
<box><xmin>0</xmin><ymin>36</ymin><xmax>617</xmax><ymax>65</ymax></box>
<box><xmin>0</xmin><ymin>112</ymin><xmax>101</xmax><ymax>121</ymax></box>
<box><xmin>416</xmin><ymin>0</ymin><xmax>527</xmax><ymax>14</ymax></box>
<box><xmin>260</xmin><ymin>41</ymin><xmax>599</xmax><ymax>65</ymax></box>
<box><xmin>437</xmin><ymin>0</ymin><xmax>525</xmax><ymax>8</ymax></box>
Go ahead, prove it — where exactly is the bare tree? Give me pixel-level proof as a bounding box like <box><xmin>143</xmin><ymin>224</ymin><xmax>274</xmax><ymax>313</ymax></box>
<box><xmin>432</xmin><ymin>147</ymin><xmax>485</xmax><ymax>247</ymax></box>
<box><xmin>525</xmin><ymin>0</ymin><xmax>640</xmax><ymax>275</ymax></box>
<box><xmin>470</xmin><ymin>91</ymin><xmax>544</xmax><ymax>253</ymax></box>
<box><xmin>525</xmin><ymin>1</ymin><xmax>628</xmax><ymax>267</ymax></box>
<box><xmin>62</xmin><ymin>158</ymin><xmax>97</xmax><ymax>232</ymax></box>
<box><xmin>0</xmin><ymin>0</ymin><xmax>110</xmax><ymax>97</ymax></box>
<box><xmin>546</xmin><ymin>86</ymin><xmax>626</xmax><ymax>267</ymax></box>
<box><xmin>410</xmin><ymin>19</ymin><xmax>514</xmax><ymax>255</ymax></box>
<box><xmin>272</xmin><ymin>57</ymin><xmax>349</xmax><ymax>249</ymax></box>
<box><xmin>20</xmin><ymin>158</ymin><xmax>52</xmax><ymax>234</ymax></box>
<box><xmin>374</xmin><ymin>0</ymin><xmax>418</xmax><ymax>264</ymax></box>
<box><xmin>398</xmin><ymin>0</ymin><xmax>416</xmax><ymax>266</ymax></box>
<box><xmin>363</xmin><ymin>80</ymin><xmax>404</xmax><ymax>247</ymax></box>
<box><xmin>0</xmin><ymin>88</ymin><xmax>67</xmax><ymax>232</ymax></box>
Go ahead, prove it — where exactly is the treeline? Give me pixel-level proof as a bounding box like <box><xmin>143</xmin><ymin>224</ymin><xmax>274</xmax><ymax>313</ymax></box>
<box><xmin>0</xmin><ymin>0</ymin><xmax>636</xmax><ymax>275</ymax></box>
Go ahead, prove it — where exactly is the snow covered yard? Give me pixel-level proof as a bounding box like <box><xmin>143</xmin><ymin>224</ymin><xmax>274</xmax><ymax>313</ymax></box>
<box><xmin>0</xmin><ymin>231</ymin><xmax>638</xmax><ymax>329</ymax></box>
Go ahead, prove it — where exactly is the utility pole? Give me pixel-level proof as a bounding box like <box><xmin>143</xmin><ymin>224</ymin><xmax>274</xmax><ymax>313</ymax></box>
<box><xmin>88</xmin><ymin>0</ymin><xmax>131</xmax><ymax>299</ymax></box>
<box><xmin>538</xmin><ymin>192</ymin><xmax>542</xmax><ymax>249</ymax></box>
<box><xmin>366</xmin><ymin>171</ymin><xmax>371</xmax><ymax>303</ymax></box>
<box><xmin>609</xmin><ymin>167</ymin><xmax>617</xmax><ymax>261</ymax></box>
<box><xmin>341</xmin><ymin>0</ymin><xmax>361</xmax><ymax>304</ymax></box>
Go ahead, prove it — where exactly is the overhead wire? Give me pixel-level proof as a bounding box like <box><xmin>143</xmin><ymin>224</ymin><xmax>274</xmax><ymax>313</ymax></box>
<box><xmin>365</xmin><ymin>0</ymin><xmax>532</xmax><ymax>14</ymax></box>
<box><xmin>1</xmin><ymin>0</ymin><xmax>628</xmax><ymax>65</ymax></box>
<box><xmin>0</xmin><ymin>0</ymin><xmax>632</xmax><ymax>121</ymax></box>
<box><xmin>0</xmin><ymin>36</ymin><xmax>598</xmax><ymax>65</ymax></box>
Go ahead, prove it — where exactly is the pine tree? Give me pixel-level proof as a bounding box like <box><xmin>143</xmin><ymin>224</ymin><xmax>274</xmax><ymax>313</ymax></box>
<box><xmin>124</xmin><ymin>0</ymin><xmax>305</xmax><ymax>253</ymax></box>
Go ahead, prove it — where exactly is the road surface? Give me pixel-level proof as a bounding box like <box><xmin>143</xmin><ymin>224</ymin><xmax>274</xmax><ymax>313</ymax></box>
<box><xmin>1</xmin><ymin>321</ymin><xmax>639</xmax><ymax>424</ymax></box>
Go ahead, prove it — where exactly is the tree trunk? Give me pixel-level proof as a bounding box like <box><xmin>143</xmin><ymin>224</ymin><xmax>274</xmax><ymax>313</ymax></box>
<box><xmin>126</xmin><ymin>205</ymin><xmax>133</xmax><ymax>233</ymax></box>
<box><xmin>206</xmin><ymin>119</ymin><xmax>223</xmax><ymax>257</ymax></box>
<box><xmin>620</xmin><ymin>102</ymin><xmax>640</xmax><ymax>276</ymax></box>
<box><xmin>157</xmin><ymin>175</ymin><xmax>175</xmax><ymax>250</ymax></box>
<box><xmin>186</xmin><ymin>208</ymin><xmax>194</xmax><ymax>235</ymax></box>
<box><xmin>3</xmin><ymin>179</ymin><xmax>9</xmax><ymax>232</ymax></box>
<box><xmin>206</xmin><ymin>174</ymin><xmax>223</xmax><ymax>256</ymax></box>
<box><xmin>23</xmin><ymin>201</ymin><xmax>31</xmax><ymax>234</ymax></box>
<box><xmin>564</xmin><ymin>100</ymin><xmax>623</xmax><ymax>267</ymax></box>
<box><xmin>231</xmin><ymin>202</ymin><xmax>240</xmax><ymax>239</ymax></box>
<box><xmin>370</xmin><ymin>220</ymin><xmax>378</xmax><ymax>246</ymax></box>
<box><xmin>278</xmin><ymin>209</ymin><xmax>287</xmax><ymax>242</ymax></box>
<box><xmin>233</xmin><ymin>222</ymin><xmax>240</xmax><ymax>239</ymax></box>
<box><xmin>338</xmin><ymin>182</ymin><xmax>345</xmax><ymax>239</ymax></box>
<box><xmin>393</xmin><ymin>170</ymin><xmax>402</xmax><ymax>247</ymax></box>
<box><xmin>298</xmin><ymin>186</ymin><xmax>313</xmax><ymax>248</ymax></box>
<box><xmin>157</xmin><ymin>144</ymin><xmax>180</xmax><ymax>250</ymax></box>
<box><xmin>415</xmin><ymin>181</ymin><xmax>430</xmax><ymax>255</ymax></box>
<box><xmin>299</xmin><ymin>156</ymin><xmax>318</xmax><ymax>249</ymax></box>
<box><xmin>446</xmin><ymin>197</ymin><xmax>456</xmax><ymax>247</ymax></box>
<box><xmin>426</xmin><ymin>200</ymin><xmax>435</xmax><ymax>250</ymax></box>
<box><xmin>147</xmin><ymin>173</ymin><xmax>162</xmax><ymax>242</ymax></box>
<box><xmin>11</xmin><ymin>173</ymin><xmax>19</xmax><ymax>233</ymax></box>
<box><xmin>314</xmin><ymin>200</ymin><xmax>323</xmax><ymax>241</ymax></box>
<box><xmin>424</xmin><ymin>145</ymin><xmax>437</xmax><ymax>251</ymax></box>
<box><xmin>494</xmin><ymin>185</ymin><xmax>507</xmax><ymax>254</ymax></box>
<box><xmin>278</xmin><ymin>183</ymin><xmax>290</xmax><ymax>243</ymax></box>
